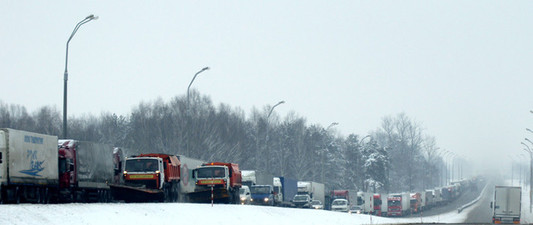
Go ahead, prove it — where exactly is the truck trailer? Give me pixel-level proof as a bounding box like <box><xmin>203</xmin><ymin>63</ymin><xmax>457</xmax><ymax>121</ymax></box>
<box><xmin>177</xmin><ymin>155</ymin><xmax>205</xmax><ymax>202</ymax></box>
<box><xmin>357</xmin><ymin>191</ymin><xmax>375</xmax><ymax>214</ymax></box>
<box><xmin>491</xmin><ymin>186</ymin><xmax>521</xmax><ymax>224</ymax></box>
<box><xmin>0</xmin><ymin>128</ymin><xmax>58</xmax><ymax>203</ymax></box>
<box><xmin>273</xmin><ymin>176</ymin><xmax>298</xmax><ymax>207</ymax></box>
<box><xmin>58</xmin><ymin>140</ymin><xmax>116</xmax><ymax>202</ymax></box>
<box><xmin>387</xmin><ymin>193</ymin><xmax>410</xmax><ymax>216</ymax></box>
<box><xmin>297</xmin><ymin>181</ymin><xmax>325</xmax><ymax>204</ymax></box>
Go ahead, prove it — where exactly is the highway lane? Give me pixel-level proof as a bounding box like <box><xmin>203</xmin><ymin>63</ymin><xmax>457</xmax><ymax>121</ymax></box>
<box><xmin>404</xmin><ymin>180</ymin><xmax>485</xmax><ymax>218</ymax></box>
<box><xmin>464</xmin><ymin>183</ymin><xmax>494</xmax><ymax>223</ymax></box>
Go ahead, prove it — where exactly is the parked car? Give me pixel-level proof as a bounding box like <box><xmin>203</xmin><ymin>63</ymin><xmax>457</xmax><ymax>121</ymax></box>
<box><xmin>311</xmin><ymin>200</ymin><xmax>323</xmax><ymax>209</ymax></box>
<box><xmin>240</xmin><ymin>186</ymin><xmax>251</xmax><ymax>204</ymax></box>
<box><xmin>331</xmin><ymin>199</ymin><xmax>349</xmax><ymax>212</ymax></box>
<box><xmin>349</xmin><ymin>205</ymin><xmax>363</xmax><ymax>214</ymax></box>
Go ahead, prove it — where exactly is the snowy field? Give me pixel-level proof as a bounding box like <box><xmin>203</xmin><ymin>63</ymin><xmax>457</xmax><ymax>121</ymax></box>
<box><xmin>0</xmin><ymin>201</ymin><xmax>473</xmax><ymax>225</ymax></box>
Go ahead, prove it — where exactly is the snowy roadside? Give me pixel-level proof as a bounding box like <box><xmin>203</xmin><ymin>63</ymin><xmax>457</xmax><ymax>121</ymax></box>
<box><xmin>505</xmin><ymin>178</ymin><xmax>532</xmax><ymax>223</ymax></box>
<box><xmin>0</xmin><ymin>201</ymin><xmax>473</xmax><ymax>225</ymax></box>
<box><xmin>520</xmin><ymin>182</ymin><xmax>533</xmax><ymax>223</ymax></box>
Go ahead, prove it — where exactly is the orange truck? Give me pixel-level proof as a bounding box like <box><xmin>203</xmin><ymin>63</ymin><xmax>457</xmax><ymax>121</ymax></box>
<box><xmin>109</xmin><ymin>153</ymin><xmax>180</xmax><ymax>202</ymax></box>
<box><xmin>190</xmin><ymin>162</ymin><xmax>242</xmax><ymax>204</ymax></box>
<box><xmin>410</xmin><ymin>192</ymin><xmax>422</xmax><ymax>213</ymax></box>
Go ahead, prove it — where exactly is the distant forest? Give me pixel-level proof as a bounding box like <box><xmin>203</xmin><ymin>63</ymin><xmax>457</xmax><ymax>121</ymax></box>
<box><xmin>0</xmin><ymin>90</ymin><xmax>449</xmax><ymax>193</ymax></box>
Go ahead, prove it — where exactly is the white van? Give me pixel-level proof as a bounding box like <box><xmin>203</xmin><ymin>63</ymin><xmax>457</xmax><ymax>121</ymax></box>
<box><xmin>331</xmin><ymin>199</ymin><xmax>349</xmax><ymax>212</ymax></box>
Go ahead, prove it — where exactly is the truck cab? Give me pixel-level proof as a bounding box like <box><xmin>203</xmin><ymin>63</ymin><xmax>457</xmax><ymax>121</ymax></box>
<box><xmin>123</xmin><ymin>157</ymin><xmax>165</xmax><ymax>189</ymax></box>
<box><xmin>191</xmin><ymin>162</ymin><xmax>242</xmax><ymax>204</ymax></box>
<box><xmin>250</xmin><ymin>185</ymin><xmax>274</xmax><ymax>206</ymax></box>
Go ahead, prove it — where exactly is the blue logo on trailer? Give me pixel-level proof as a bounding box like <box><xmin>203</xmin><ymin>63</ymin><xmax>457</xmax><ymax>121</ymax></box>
<box><xmin>19</xmin><ymin>160</ymin><xmax>45</xmax><ymax>176</ymax></box>
<box><xmin>19</xmin><ymin>135</ymin><xmax>46</xmax><ymax>176</ymax></box>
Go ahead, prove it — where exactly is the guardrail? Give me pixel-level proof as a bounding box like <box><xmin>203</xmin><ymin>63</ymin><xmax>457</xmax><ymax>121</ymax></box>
<box><xmin>457</xmin><ymin>183</ymin><xmax>488</xmax><ymax>213</ymax></box>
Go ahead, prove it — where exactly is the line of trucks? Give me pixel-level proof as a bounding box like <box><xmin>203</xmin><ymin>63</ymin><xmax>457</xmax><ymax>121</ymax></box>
<box><xmin>0</xmin><ymin>128</ymin><xmax>243</xmax><ymax>203</ymax></box>
<box><xmin>327</xmin><ymin>179</ymin><xmax>478</xmax><ymax>217</ymax></box>
<box><xmin>0</xmin><ymin>127</ymin><xmax>482</xmax><ymax>216</ymax></box>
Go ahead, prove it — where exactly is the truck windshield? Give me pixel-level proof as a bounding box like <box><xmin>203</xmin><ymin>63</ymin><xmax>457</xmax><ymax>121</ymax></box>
<box><xmin>332</xmin><ymin>200</ymin><xmax>347</xmax><ymax>205</ymax></box>
<box><xmin>250</xmin><ymin>186</ymin><xmax>271</xmax><ymax>194</ymax></box>
<box><xmin>293</xmin><ymin>195</ymin><xmax>309</xmax><ymax>201</ymax></box>
<box><xmin>125</xmin><ymin>159</ymin><xmax>159</xmax><ymax>172</ymax></box>
<box><xmin>196</xmin><ymin>167</ymin><xmax>225</xmax><ymax>178</ymax></box>
<box><xmin>388</xmin><ymin>200</ymin><xmax>401</xmax><ymax>206</ymax></box>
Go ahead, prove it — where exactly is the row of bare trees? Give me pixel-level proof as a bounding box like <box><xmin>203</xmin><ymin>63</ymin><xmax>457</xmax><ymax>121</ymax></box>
<box><xmin>0</xmin><ymin>93</ymin><xmax>447</xmax><ymax>193</ymax></box>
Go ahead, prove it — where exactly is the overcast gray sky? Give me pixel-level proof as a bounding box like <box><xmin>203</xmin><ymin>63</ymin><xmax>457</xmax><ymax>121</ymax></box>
<box><xmin>1</xmin><ymin>1</ymin><xmax>532</xmax><ymax>171</ymax></box>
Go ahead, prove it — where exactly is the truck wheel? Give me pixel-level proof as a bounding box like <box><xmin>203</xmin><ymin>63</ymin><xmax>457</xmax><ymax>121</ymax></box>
<box><xmin>36</xmin><ymin>188</ymin><xmax>43</xmax><ymax>204</ymax></box>
<box><xmin>15</xmin><ymin>187</ymin><xmax>21</xmax><ymax>204</ymax></box>
<box><xmin>173</xmin><ymin>184</ymin><xmax>179</xmax><ymax>202</ymax></box>
<box><xmin>43</xmin><ymin>188</ymin><xmax>50</xmax><ymax>204</ymax></box>
<box><xmin>0</xmin><ymin>186</ymin><xmax>3</xmax><ymax>204</ymax></box>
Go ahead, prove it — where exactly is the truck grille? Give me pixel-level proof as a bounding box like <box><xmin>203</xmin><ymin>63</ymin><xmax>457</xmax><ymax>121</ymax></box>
<box><xmin>126</xmin><ymin>179</ymin><xmax>157</xmax><ymax>189</ymax></box>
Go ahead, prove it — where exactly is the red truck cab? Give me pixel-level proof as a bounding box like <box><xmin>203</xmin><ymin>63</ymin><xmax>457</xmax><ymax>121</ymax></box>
<box><xmin>57</xmin><ymin>140</ymin><xmax>76</xmax><ymax>189</ymax></box>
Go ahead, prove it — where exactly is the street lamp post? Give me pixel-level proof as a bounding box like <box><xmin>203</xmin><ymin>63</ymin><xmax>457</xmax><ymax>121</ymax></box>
<box><xmin>321</xmin><ymin>122</ymin><xmax>338</xmax><ymax>183</ymax></box>
<box><xmin>186</xmin><ymin>67</ymin><xmax>209</xmax><ymax>156</ymax></box>
<box><xmin>523</xmin><ymin>142</ymin><xmax>533</xmax><ymax>213</ymax></box>
<box><xmin>265</xmin><ymin>101</ymin><xmax>285</xmax><ymax>171</ymax></box>
<box><xmin>63</xmin><ymin>14</ymin><xmax>98</xmax><ymax>139</ymax></box>
<box><xmin>187</xmin><ymin>67</ymin><xmax>210</xmax><ymax>107</ymax></box>
<box><xmin>526</xmin><ymin>138</ymin><xmax>533</xmax><ymax>147</ymax></box>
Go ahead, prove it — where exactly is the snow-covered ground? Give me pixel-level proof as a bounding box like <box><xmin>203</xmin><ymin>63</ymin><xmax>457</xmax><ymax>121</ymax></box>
<box><xmin>0</xmin><ymin>201</ymin><xmax>475</xmax><ymax>225</ymax></box>
<box><xmin>7</xmin><ymin>181</ymin><xmax>532</xmax><ymax>225</ymax></box>
<box><xmin>511</xmin><ymin>179</ymin><xmax>533</xmax><ymax>224</ymax></box>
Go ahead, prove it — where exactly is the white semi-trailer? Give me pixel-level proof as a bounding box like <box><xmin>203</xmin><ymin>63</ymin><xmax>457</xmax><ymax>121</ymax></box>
<box><xmin>491</xmin><ymin>186</ymin><xmax>521</xmax><ymax>224</ymax></box>
<box><xmin>0</xmin><ymin>128</ymin><xmax>58</xmax><ymax>203</ymax></box>
<box><xmin>297</xmin><ymin>181</ymin><xmax>325</xmax><ymax>204</ymax></box>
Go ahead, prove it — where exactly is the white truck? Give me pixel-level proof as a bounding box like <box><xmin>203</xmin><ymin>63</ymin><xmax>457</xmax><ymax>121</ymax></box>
<box><xmin>356</xmin><ymin>191</ymin><xmax>375</xmax><ymax>214</ymax></box>
<box><xmin>297</xmin><ymin>181</ymin><xmax>325</xmax><ymax>204</ymax></box>
<box><xmin>491</xmin><ymin>186</ymin><xmax>521</xmax><ymax>224</ymax></box>
<box><xmin>0</xmin><ymin>128</ymin><xmax>58</xmax><ymax>203</ymax></box>
<box><xmin>422</xmin><ymin>189</ymin><xmax>435</xmax><ymax>210</ymax></box>
<box><xmin>433</xmin><ymin>188</ymin><xmax>443</xmax><ymax>206</ymax></box>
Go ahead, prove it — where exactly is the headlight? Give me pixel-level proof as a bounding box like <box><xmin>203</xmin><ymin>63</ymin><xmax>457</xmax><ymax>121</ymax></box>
<box><xmin>264</xmin><ymin>197</ymin><xmax>269</xmax><ymax>202</ymax></box>
<box><xmin>240</xmin><ymin>197</ymin><xmax>246</xmax><ymax>201</ymax></box>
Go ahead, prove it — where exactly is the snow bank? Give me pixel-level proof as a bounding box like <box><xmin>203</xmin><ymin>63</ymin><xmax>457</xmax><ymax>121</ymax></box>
<box><xmin>0</xmin><ymin>202</ymin><xmax>471</xmax><ymax>225</ymax></box>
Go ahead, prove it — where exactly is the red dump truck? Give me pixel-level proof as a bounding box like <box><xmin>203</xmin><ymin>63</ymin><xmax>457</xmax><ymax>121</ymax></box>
<box><xmin>190</xmin><ymin>162</ymin><xmax>242</xmax><ymax>204</ymax></box>
<box><xmin>109</xmin><ymin>153</ymin><xmax>180</xmax><ymax>202</ymax></box>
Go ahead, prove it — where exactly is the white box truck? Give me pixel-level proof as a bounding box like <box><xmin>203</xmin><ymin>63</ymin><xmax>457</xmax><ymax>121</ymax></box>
<box><xmin>0</xmin><ymin>128</ymin><xmax>58</xmax><ymax>203</ymax></box>
<box><xmin>491</xmin><ymin>186</ymin><xmax>521</xmax><ymax>224</ymax></box>
<box><xmin>297</xmin><ymin>181</ymin><xmax>325</xmax><ymax>204</ymax></box>
<box><xmin>357</xmin><ymin>191</ymin><xmax>375</xmax><ymax>214</ymax></box>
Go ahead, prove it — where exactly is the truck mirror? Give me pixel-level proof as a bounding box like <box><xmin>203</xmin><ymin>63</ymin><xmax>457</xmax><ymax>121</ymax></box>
<box><xmin>490</xmin><ymin>202</ymin><xmax>493</xmax><ymax>208</ymax></box>
<box><xmin>69</xmin><ymin>163</ymin><xmax>74</xmax><ymax>172</ymax></box>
